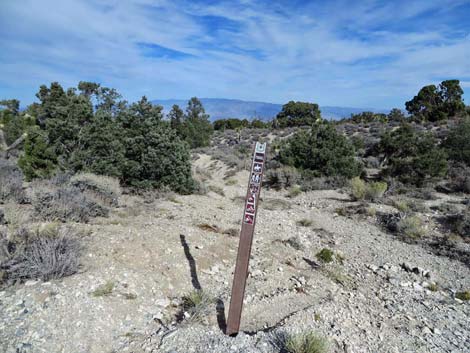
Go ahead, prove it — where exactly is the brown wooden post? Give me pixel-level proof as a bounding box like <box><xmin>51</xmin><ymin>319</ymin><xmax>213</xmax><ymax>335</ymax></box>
<box><xmin>226</xmin><ymin>141</ymin><xmax>267</xmax><ymax>335</ymax></box>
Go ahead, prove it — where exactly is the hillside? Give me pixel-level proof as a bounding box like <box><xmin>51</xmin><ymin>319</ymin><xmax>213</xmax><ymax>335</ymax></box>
<box><xmin>151</xmin><ymin>98</ymin><xmax>389</xmax><ymax>121</ymax></box>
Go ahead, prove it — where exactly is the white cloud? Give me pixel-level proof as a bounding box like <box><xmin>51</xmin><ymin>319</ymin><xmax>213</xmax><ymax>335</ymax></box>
<box><xmin>0</xmin><ymin>0</ymin><xmax>469</xmax><ymax>108</ymax></box>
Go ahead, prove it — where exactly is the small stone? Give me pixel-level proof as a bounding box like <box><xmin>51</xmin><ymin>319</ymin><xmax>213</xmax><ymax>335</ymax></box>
<box><xmin>25</xmin><ymin>280</ymin><xmax>39</xmax><ymax>286</ymax></box>
<box><xmin>422</xmin><ymin>326</ymin><xmax>432</xmax><ymax>335</ymax></box>
<box><xmin>432</xmin><ymin>327</ymin><xmax>441</xmax><ymax>335</ymax></box>
<box><xmin>278</xmin><ymin>267</ymin><xmax>283</xmax><ymax>272</ymax></box>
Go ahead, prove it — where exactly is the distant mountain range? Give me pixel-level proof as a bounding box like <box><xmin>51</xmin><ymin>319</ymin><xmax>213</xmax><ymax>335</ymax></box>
<box><xmin>151</xmin><ymin>98</ymin><xmax>389</xmax><ymax>121</ymax></box>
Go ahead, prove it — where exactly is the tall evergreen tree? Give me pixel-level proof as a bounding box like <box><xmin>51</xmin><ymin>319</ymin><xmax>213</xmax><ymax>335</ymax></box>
<box><xmin>182</xmin><ymin>97</ymin><xmax>213</xmax><ymax>148</ymax></box>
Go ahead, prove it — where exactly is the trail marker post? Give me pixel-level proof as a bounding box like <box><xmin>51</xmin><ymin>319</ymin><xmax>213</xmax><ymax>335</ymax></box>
<box><xmin>226</xmin><ymin>142</ymin><xmax>267</xmax><ymax>335</ymax></box>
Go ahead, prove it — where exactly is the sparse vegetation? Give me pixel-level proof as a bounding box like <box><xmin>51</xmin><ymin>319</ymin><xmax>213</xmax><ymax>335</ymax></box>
<box><xmin>34</xmin><ymin>186</ymin><xmax>109</xmax><ymax>222</ymax></box>
<box><xmin>350</xmin><ymin>177</ymin><xmax>387</xmax><ymax>201</ymax></box>
<box><xmin>316</xmin><ymin>248</ymin><xmax>334</xmax><ymax>263</ymax></box>
<box><xmin>92</xmin><ymin>281</ymin><xmax>115</xmax><ymax>297</ymax></box>
<box><xmin>455</xmin><ymin>291</ymin><xmax>470</xmax><ymax>301</ymax></box>
<box><xmin>181</xmin><ymin>289</ymin><xmax>214</xmax><ymax>323</ymax></box>
<box><xmin>208</xmin><ymin>185</ymin><xmax>225</xmax><ymax>196</ymax></box>
<box><xmin>1</xmin><ymin>226</ymin><xmax>81</xmax><ymax>284</ymax></box>
<box><xmin>287</xmin><ymin>185</ymin><xmax>302</xmax><ymax>198</ymax></box>
<box><xmin>272</xmin><ymin>330</ymin><xmax>328</xmax><ymax>353</ymax></box>
<box><xmin>0</xmin><ymin>161</ymin><xmax>27</xmax><ymax>204</ymax></box>
<box><xmin>297</xmin><ymin>218</ymin><xmax>313</xmax><ymax>227</ymax></box>
<box><xmin>397</xmin><ymin>215</ymin><xmax>425</xmax><ymax>238</ymax></box>
<box><xmin>70</xmin><ymin>173</ymin><xmax>121</xmax><ymax>206</ymax></box>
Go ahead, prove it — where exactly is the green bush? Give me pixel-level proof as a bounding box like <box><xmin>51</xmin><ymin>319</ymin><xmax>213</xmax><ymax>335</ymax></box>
<box><xmin>18</xmin><ymin>126</ymin><xmax>57</xmax><ymax>181</ymax></box>
<box><xmin>279</xmin><ymin>122</ymin><xmax>362</xmax><ymax>178</ymax></box>
<box><xmin>274</xmin><ymin>101</ymin><xmax>322</xmax><ymax>128</ymax></box>
<box><xmin>443</xmin><ymin>117</ymin><xmax>470</xmax><ymax>166</ymax></box>
<box><xmin>379</xmin><ymin>124</ymin><xmax>447</xmax><ymax>186</ymax></box>
<box><xmin>456</xmin><ymin>291</ymin><xmax>470</xmax><ymax>301</ymax></box>
<box><xmin>17</xmin><ymin>83</ymin><xmax>196</xmax><ymax>194</ymax></box>
<box><xmin>350</xmin><ymin>177</ymin><xmax>387</xmax><ymax>201</ymax></box>
<box><xmin>316</xmin><ymin>248</ymin><xmax>334</xmax><ymax>263</ymax></box>
<box><xmin>365</xmin><ymin>181</ymin><xmax>387</xmax><ymax>201</ymax></box>
<box><xmin>350</xmin><ymin>177</ymin><xmax>366</xmax><ymax>200</ymax></box>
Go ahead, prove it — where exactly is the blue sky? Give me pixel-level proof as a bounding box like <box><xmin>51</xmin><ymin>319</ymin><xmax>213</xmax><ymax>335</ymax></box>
<box><xmin>0</xmin><ymin>0</ymin><xmax>469</xmax><ymax>109</ymax></box>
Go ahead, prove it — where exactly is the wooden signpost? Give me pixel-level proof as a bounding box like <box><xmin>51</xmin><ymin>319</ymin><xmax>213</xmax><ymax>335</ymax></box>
<box><xmin>226</xmin><ymin>142</ymin><xmax>267</xmax><ymax>335</ymax></box>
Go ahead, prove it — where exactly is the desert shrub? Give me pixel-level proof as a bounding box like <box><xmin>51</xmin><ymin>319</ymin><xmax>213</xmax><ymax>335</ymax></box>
<box><xmin>379</xmin><ymin>124</ymin><xmax>447</xmax><ymax>186</ymax></box>
<box><xmin>441</xmin><ymin>208</ymin><xmax>470</xmax><ymax>238</ymax></box>
<box><xmin>443</xmin><ymin>117</ymin><xmax>470</xmax><ymax>166</ymax></box>
<box><xmin>287</xmin><ymin>185</ymin><xmax>302</xmax><ymax>198</ymax></box>
<box><xmin>119</xmin><ymin>121</ymin><xmax>196</xmax><ymax>193</ymax></box>
<box><xmin>297</xmin><ymin>218</ymin><xmax>313</xmax><ymax>227</ymax></box>
<box><xmin>265</xmin><ymin>166</ymin><xmax>300</xmax><ymax>189</ymax></box>
<box><xmin>397</xmin><ymin>215</ymin><xmax>425</xmax><ymax>238</ymax></box>
<box><xmin>350</xmin><ymin>178</ymin><xmax>387</xmax><ymax>201</ymax></box>
<box><xmin>0</xmin><ymin>161</ymin><xmax>27</xmax><ymax>204</ymax></box>
<box><xmin>445</xmin><ymin>163</ymin><xmax>470</xmax><ymax>193</ymax></box>
<box><xmin>34</xmin><ymin>186</ymin><xmax>109</xmax><ymax>222</ymax></box>
<box><xmin>208</xmin><ymin>185</ymin><xmax>225</xmax><ymax>196</ymax></box>
<box><xmin>364</xmin><ymin>181</ymin><xmax>387</xmax><ymax>201</ymax></box>
<box><xmin>456</xmin><ymin>291</ymin><xmax>470</xmax><ymax>301</ymax></box>
<box><xmin>316</xmin><ymin>248</ymin><xmax>334</xmax><ymax>263</ymax></box>
<box><xmin>181</xmin><ymin>289</ymin><xmax>214</xmax><ymax>323</ymax></box>
<box><xmin>272</xmin><ymin>330</ymin><xmax>328</xmax><ymax>353</ymax></box>
<box><xmin>1</xmin><ymin>227</ymin><xmax>80</xmax><ymax>284</ymax></box>
<box><xmin>193</xmin><ymin>180</ymin><xmax>209</xmax><ymax>195</ymax></box>
<box><xmin>91</xmin><ymin>280</ymin><xmax>115</xmax><ymax>297</ymax></box>
<box><xmin>350</xmin><ymin>177</ymin><xmax>366</xmax><ymax>200</ymax></box>
<box><xmin>70</xmin><ymin>173</ymin><xmax>121</xmax><ymax>206</ymax></box>
<box><xmin>263</xmin><ymin>198</ymin><xmax>291</xmax><ymax>210</ymax></box>
<box><xmin>300</xmin><ymin>173</ymin><xmax>349</xmax><ymax>191</ymax></box>
<box><xmin>279</xmin><ymin>122</ymin><xmax>362</xmax><ymax>178</ymax></box>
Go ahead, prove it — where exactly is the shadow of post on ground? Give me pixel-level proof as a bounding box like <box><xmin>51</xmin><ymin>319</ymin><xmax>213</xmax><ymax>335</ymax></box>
<box><xmin>179</xmin><ymin>234</ymin><xmax>227</xmax><ymax>333</ymax></box>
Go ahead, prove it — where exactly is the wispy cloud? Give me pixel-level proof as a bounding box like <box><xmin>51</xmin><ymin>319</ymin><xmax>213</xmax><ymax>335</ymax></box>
<box><xmin>0</xmin><ymin>0</ymin><xmax>469</xmax><ymax>109</ymax></box>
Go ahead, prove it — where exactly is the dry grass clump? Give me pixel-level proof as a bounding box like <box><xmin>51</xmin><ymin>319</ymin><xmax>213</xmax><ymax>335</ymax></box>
<box><xmin>223</xmin><ymin>228</ymin><xmax>239</xmax><ymax>237</ymax></box>
<box><xmin>70</xmin><ymin>172</ymin><xmax>121</xmax><ymax>206</ymax></box>
<box><xmin>265</xmin><ymin>166</ymin><xmax>300</xmax><ymax>190</ymax></box>
<box><xmin>287</xmin><ymin>185</ymin><xmax>302</xmax><ymax>198</ymax></box>
<box><xmin>440</xmin><ymin>208</ymin><xmax>470</xmax><ymax>239</ymax></box>
<box><xmin>297</xmin><ymin>218</ymin><xmax>313</xmax><ymax>227</ymax></box>
<box><xmin>0</xmin><ymin>161</ymin><xmax>27</xmax><ymax>204</ymax></box>
<box><xmin>181</xmin><ymin>289</ymin><xmax>214</xmax><ymax>323</ymax></box>
<box><xmin>34</xmin><ymin>186</ymin><xmax>109</xmax><ymax>223</ymax></box>
<box><xmin>225</xmin><ymin>178</ymin><xmax>238</xmax><ymax>186</ymax></box>
<box><xmin>197</xmin><ymin>223</ymin><xmax>221</xmax><ymax>233</ymax></box>
<box><xmin>397</xmin><ymin>215</ymin><xmax>425</xmax><ymax>238</ymax></box>
<box><xmin>208</xmin><ymin>185</ymin><xmax>225</xmax><ymax>196</ymax></box>
<box><xmin>0</xmin><ymin>225</ymin><xmax>81</xmax><ymax>284</ymax></box>
<box><xmin>264</xmin><ymin>198</ymin><xmax>291</xmax><ymax>211</ymax></box>
<box><xmin>456</xmin><ymin>291</ymin><xmax>470</xmax><ymax>301</ymax></box>
<box><xmin>91</xmin><ymin>280</ymin><xmax>115</xmax><ymax>297</ymax></box>
<box><xmin>350</xmin><ymin>177</ymin><xmax>387</xmax><ymax>201</ymax></box>
<box><xmin>271</xmin><ymin>330</ymin><xmax>328</xmax><ymax>353</ymax></box>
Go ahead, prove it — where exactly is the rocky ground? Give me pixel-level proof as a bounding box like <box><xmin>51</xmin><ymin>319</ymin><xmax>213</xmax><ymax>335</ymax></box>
<box><xmin>1</xmin><ymin>154</ymin><xmax>469</xmax><ymax>353</ymax></box>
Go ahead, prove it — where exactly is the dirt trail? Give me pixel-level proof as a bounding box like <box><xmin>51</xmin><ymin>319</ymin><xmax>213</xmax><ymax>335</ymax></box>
<box><xmin>1</xmin><ymin>154</ymin><xmax>469</xmax><ymax>353</ymax></box>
